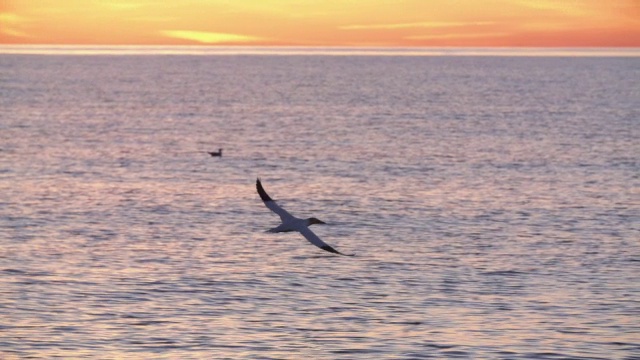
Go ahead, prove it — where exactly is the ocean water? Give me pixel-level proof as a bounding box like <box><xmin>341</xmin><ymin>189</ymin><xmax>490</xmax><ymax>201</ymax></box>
<box><xmin>1</xmin><ymin>50</ymin><xmax>639</xmax><ymax>359</ymax></box>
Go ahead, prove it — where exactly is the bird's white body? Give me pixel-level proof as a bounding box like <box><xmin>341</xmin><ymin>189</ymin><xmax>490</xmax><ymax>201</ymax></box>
<box><xmin>256</xmin><ymin>179</ymin><xmax>352</xmax><ymax>256</ymax></box>
<box><xmin>268</xmin><ymin>217</ymin><xmax>315</xmax><ymax>233</ymax></box>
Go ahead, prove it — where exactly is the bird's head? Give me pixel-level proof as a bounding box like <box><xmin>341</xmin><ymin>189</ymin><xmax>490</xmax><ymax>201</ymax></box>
<box><xmin>308</xmin><ymin>217</ymin><xmax>326</xmax><ymax>226</ymax></box>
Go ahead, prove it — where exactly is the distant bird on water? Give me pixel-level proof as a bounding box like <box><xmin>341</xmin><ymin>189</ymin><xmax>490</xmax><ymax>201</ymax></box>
<box><xmin>256</xmin><ymin>178</ymin><xmax>354</xmax><ymax>256</ymax></box>
<box><xmin>208</xmin><ymin>149</ymin><xmax>223</xmax><ymax>157</ymax></box>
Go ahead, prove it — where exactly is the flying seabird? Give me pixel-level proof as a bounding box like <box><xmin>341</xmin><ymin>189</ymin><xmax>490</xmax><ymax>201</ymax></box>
<box><xmin>256</xmin><ymin>178</ymin><xmax>353</xmax><ymax>256</ymax></box>
<box><xmin>208</xmin><ymin>149</ymin><xmax>223</xmax><ymax>157</ymax></box>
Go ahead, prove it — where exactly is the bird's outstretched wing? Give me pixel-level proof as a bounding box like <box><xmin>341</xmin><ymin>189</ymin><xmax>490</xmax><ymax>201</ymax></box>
<box><xmin>299</xmin><ymin>227</ymin><xmax>354</xmax><ymax>256</ymax></box>
<box><xmin>256</xmin><ymin>179</ymin><xmax>294</xmax><ymax>221</ymax></box>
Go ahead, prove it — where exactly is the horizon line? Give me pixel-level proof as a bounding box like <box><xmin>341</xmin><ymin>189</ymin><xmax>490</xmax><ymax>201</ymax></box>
<box><xmin>1</xmin><ymin>44</ymin><xmax>639</xmax><ymax>57</ymax></box>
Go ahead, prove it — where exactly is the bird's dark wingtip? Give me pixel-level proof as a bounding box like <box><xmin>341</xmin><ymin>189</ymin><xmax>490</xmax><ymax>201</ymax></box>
<box><xmin>321</xmin><ymin>245</ymin><xmax>354</xmax><ymax>257</ymax></box>
<box><xmin>256</xmin><ymin>178</ymin><xmax>273</xmax><ymax>202</ymax></box>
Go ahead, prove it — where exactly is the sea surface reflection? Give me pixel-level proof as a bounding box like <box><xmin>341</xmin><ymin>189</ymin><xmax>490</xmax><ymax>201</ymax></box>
<box><xmin>1</xmin><ymin>53</ymin><xmax>638</xmax><ymax>359</ymax></box>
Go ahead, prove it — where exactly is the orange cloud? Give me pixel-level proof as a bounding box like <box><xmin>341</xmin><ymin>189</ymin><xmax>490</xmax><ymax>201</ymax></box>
<box><xmin>406</xmin><ymin>32</ymin><xmax>510</xmax><ymax>40</ymax></box>
<box><xmin>340</xmin><ymin>21</ymin><xmax>496</xmax><ymax>30</ymax></box>
<box><xmin>0</xmin><ymin>12</ymin><xmax>32</xmax><ymax>38</ymax></box>
<box><xmin>160</xmin><ymin>30</ymin><xmax>266</xmax><ymax>44</ymax></box>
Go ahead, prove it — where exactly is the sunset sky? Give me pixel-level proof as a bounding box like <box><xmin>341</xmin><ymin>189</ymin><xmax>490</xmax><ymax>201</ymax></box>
<box><xmin>1</xmin><ymin>0</ymin><xmax>639</xmax><ymax>47</ymax></box>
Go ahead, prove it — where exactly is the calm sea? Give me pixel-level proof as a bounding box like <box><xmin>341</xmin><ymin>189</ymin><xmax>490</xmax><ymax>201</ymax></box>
<box><xmin>1</xmin><ymin>48</ymin><xmax>639</xmax><ymax>359</ymax></box>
